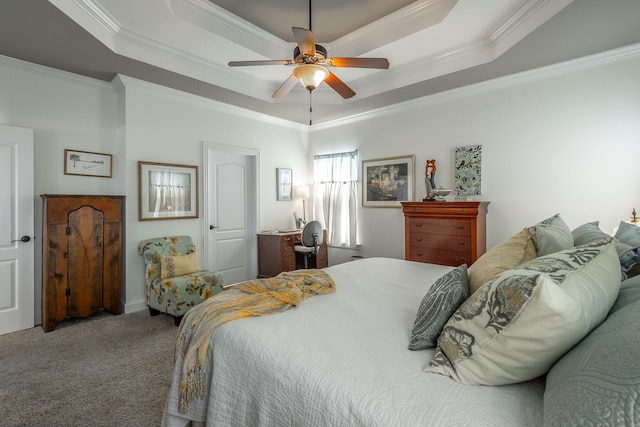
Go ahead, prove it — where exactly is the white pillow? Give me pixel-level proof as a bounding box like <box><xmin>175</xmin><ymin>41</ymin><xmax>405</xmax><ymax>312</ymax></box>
<box><xmin>424</xmin><ymin>238</ymin><xmax>621</xmax><ymax>385</ymax></box>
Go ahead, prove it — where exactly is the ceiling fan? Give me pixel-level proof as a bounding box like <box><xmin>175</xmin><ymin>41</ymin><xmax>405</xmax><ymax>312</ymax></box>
<box><xmin>227</xmin><ymin>0</ymin><xmax>390</xmax><ymax>101</ymax></box>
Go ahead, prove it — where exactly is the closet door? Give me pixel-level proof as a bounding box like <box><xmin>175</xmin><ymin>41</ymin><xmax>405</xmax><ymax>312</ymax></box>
<box><xmin>67</xmin><ymin>206</ymin><xmax>104</xmax><ymax>318</ymax></box>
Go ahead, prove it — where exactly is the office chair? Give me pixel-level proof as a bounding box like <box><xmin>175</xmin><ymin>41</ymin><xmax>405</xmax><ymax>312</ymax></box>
<box><xmin>294</xmin><ymin>220</ymin><xmax>323</xmax><ymax>269</ymax></box>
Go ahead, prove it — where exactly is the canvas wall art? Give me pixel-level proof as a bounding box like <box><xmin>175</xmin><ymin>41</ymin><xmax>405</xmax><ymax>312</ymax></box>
<box><xmin>454</xmin><ymin>145</ymin><xmax>482</xmax><ymax>196</ymax></box>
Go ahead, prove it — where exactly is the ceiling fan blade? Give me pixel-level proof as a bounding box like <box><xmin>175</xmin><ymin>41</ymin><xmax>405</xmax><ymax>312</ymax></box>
<box><xmin>324</xmin><ymin>71</ymin><xmax>356</xmax><ymax>99</ymax></box>
<box><xmin>229</xmin><ymin>60</ymin><xmax>293</xmax><ymax>67</ymax></box>
<box><xmin>292</xmin><ymin>27</ymin><xmax>316</xmax><ymax>57</ymax></box>
<box><xmin>272</xmin><ymin>74</ymin><xmax>299</xmax><ymax>99</ymax></box>
<box><xmin>328</xmin><ymin>57</ymin><xmax>390</xmax><ymax>69</ymax></box>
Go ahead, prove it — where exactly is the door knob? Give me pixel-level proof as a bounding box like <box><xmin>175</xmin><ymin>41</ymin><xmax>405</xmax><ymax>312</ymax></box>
<box><xmin>209</xmin><ymin>225</ymin><xmax>218</xmax><ymax>230</ymax></box>
<box><xmin>12</xmin><ymin>236</ymin><xmax>32</xmax><ymax>243</ymax></box>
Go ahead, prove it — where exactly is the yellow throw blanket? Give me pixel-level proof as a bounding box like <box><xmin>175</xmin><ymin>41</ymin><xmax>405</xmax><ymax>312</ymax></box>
<box><xmin>174</xmin><ymin>269</ymin><xmax>335</xmax><ymax>413</ymax></box>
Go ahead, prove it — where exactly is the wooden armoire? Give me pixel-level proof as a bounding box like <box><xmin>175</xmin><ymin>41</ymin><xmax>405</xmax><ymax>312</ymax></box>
<box><xmin>41</xmin><ymin>194</ymin><xmax>124</xmax><ymax>332</ymax></box>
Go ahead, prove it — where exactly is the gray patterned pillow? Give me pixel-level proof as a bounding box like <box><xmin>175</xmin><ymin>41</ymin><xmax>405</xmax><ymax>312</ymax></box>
<box><xmin>528</xmin><ymin>213</ymin><xmax>574</xmax><ymax>256</ymax></box>
<box><xmin>614</xmin><ymin>220</ymin><xmax>640</xmax><ymax>248</ymax></box>
<box><xmin>409</xmin><ymin>265</ymin><xmax>469</xmax><ymax>350</ymax></box>
<box><xmin>544</xmin><ymin>279</ymin><xmax>640</xmax><ymax>426</ymax></box>
<box><xmin>424</xmin><ymin>238</ymin><xmax>621</xmax><ymax>385</ymax></box>
<box><xmin>572</xmin><ymin>221</ymin><xmax>638</xmax><ymax>273</ymax></box>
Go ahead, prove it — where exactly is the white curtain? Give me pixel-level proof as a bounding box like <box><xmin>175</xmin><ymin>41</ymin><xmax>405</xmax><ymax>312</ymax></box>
<box><xmin>148</xmin><ymin>171</ymin><xmax>191</xmax><ymax>214</ymax></box>
<box><xmin>313</xmin><ymin>150</ymin><xmax>359</xmax><ymax>247</ymax></box>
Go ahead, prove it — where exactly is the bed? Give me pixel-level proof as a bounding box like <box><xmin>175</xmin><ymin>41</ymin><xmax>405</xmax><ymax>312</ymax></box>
<box><xmin>162</xmin><ymin>214</ymin><xmax>640</xmax><ymax>426</ymax></box>
<box><xmin>162</xmin><ymin>257</ymin><xmax>545</xmax><ymax>427</ymax></box>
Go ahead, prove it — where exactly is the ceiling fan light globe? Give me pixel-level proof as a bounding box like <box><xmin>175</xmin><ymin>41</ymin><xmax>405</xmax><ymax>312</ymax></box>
<box><xmin>293</xmin><ymin>65</ymin><xmax>329</xmax><ymax>92</ymax></box>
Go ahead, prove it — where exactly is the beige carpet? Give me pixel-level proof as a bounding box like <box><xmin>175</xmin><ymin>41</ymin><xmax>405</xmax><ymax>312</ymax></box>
<box><xmin>0</xmin><ymin>310</ymin><xmax>178</xmax><ymax>427</ymax></box>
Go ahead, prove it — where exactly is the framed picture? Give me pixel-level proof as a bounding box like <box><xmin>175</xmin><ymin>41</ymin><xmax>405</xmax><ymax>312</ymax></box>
<box><xmin>276</xmin><ymin>168</ymin><xmax>293</xmax><ymax>201</ymax></box>
<box><xmin>64</xmin><ymin>149</ymin><xmax>112</xmax><ymax>178</ymax></box>
<box><xmin>138</xmin><ymin>161</ymin><xmax>198</xmax><ymax>221</ymax></box>
<box><xmin>362</xmin><ymin>155</ymin><xmax>415</xmax><ymax>207</ymax></box>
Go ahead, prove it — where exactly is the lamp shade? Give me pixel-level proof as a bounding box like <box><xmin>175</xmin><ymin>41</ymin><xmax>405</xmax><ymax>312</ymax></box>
<box><xmin>295</xmin><ymin>185</ymin><xmax>310</xmax><ymax>199</ymax></box>
<box><xmin>292</xmin><ymin>65</ymin><xmax>329</xmax><ymax>91</ymax></box>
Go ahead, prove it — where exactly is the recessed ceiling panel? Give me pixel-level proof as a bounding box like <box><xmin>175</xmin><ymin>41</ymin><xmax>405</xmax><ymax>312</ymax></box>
<box><xmin>208</xmin><ymin>0</ymin><xmax>416</xmax><ymax>42</ymax></box>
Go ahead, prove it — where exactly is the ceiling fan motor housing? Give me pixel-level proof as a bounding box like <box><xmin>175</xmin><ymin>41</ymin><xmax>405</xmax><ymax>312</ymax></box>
<box><xmin>294</xmin><ymin>44</ymin><xmax>327</xmax><ymax>63</ymax></box>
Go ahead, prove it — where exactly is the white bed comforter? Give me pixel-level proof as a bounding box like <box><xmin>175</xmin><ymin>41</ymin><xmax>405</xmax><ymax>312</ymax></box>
<box><xmin>163</xmin><ymin>257</ymin><xmax>544</xmax><ymax>427</ymax></box>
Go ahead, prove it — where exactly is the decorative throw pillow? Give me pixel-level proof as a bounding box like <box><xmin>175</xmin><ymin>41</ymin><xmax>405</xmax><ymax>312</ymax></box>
<box><xmin>543</xmin><ymin>279</ymin><xmax>640</xmax><ymax>426</ymax></box>
<box><xmin>408</xmin><ymin>265</ymin><xmax>470</xmax><ymax>350</ymax></box>
<box><xmin>528</xmin><ymin>213</ymin><xmax>574</xmax><ymax>256</ymax></box>
<box><xmin>467</xmin><ymin>228</ymin><xmax>536</xmax><ymax>293</ymax></box>
<box><xmin>625</xmin><ymin>251</ymin><xmax>640</xmax><ymax>278</ymax></box>
<box><xmin>423</xmin><ymin>238</ymin><xmax>621</xmax><ymax>385</ymax></box>
<box><xmin>160</xmin><ymin>251</ymin><xmax>200</xmax><ymax>278</ymax></box>
<box><xmin>572</xmin><ymin>221</ymin><xmax>638</xmax><ymax>273</ymax></box>
<box><xmin>614</xmin><ymin>221</ymin><xmax>640</xmax><ymax>248</ymax></box>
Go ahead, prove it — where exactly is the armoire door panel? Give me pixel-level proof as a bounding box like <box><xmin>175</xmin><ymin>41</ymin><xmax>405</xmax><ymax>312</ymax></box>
<box><xmin>67</xmin><ymin>206</ymin><xmax>104</xmax><ymax>318</ymax></box>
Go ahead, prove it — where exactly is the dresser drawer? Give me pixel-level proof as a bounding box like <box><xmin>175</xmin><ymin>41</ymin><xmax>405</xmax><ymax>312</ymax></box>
<box><xmin>409</xmin><ymin>232</ymin><xmax>471</xmax><ymax>251</ymax></box>
<box><xmin>402</xmin><ymin>201</ymin><xmax>489</xmax><ymax>268</ymax></box>
<box><xmin>408</xmin><ymin>247</ymin><xmax>470</xmax><ymax>266</ymax></box>
<box><xmin>409</xmin><ymin>218</ymin><xmax>471</xmax><ymax>236</ymax></box>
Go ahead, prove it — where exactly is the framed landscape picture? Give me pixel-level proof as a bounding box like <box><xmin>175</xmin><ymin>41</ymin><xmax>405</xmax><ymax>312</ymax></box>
<box><xmin>64</xmin><ymin>149</ymin><xmax>112</xmax><ymax>178</ymax></box>
<box><xmin>362</xmin><ymin>155</ymin><xmax>415</xmax><ymax>207</ymax></box>
<box><xmin>138</xmin><ymin>161</ymin><xmax>198</xmax><ymax>220</ymax></box>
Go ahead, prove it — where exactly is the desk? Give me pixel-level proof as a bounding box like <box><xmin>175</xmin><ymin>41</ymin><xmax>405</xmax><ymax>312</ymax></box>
<box><xmin>257</xmin><ymin>230</ymin><xmax>328</xmax><ymax>277</ymax></box>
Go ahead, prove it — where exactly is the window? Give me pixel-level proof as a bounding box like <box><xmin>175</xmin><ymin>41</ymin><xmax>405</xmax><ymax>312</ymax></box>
<box><xmin>312</xmin><ymin>150</ymin><xmax>359</xmax><ymax>247</ymax></box>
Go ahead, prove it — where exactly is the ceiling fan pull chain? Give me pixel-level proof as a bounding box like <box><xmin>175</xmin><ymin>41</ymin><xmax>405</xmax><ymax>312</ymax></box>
<box><xmin>309</xmin><ymin>90</ymin><xmax>313</xmax><ymax>126</ymax></box>
<box><xmin>309</xmin><ymin>0</ymin><xmax>312</xmax><ymax>31</ymax></box>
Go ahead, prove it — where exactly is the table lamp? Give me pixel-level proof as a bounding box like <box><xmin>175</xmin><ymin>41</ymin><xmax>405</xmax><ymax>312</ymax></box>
<box><xmin>295</xmin><ymin>185</ymin><xmax>310</xmax><ymax>222</ymax></box>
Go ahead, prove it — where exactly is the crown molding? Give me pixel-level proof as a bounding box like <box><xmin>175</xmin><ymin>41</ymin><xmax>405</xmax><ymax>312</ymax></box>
<box><xmin>112</xmin><ymin>75</ymin><xmax>306</xmax><ymax>131</ymax></box>
<box><xmin>0</xmin><ymin>54</ymin><xmax>112</xmax><ymax>90</ymax></box>
<box><xmin>328</xmin><ymin>0</ymin><xmax>458</xmax><ymax>56</ymax></box>
<box><xmin>4</xmin><ymin>42</ymin><xmax>637</xmax><ymax>134</ymax></box>
<box><xmin>170</xmin><ymin>0</ymin><xmax>289</xmax><ymax>58</ymax></box>
<box><xmin>47</xmin><ymin>0</ymin><xmax>577</xmax><ymax>105</ymax></box>
<box><xmin>311</xmin><ymin>42</ymin><xmax>640</xmax><ymax>130</ymax></box>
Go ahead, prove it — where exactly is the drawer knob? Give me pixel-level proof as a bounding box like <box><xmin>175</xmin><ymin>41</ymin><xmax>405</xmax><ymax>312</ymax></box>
<box><xmin>415</xmin><ymin>237</ymin><xmax>424</xmax><ymax>242</ymax></box>
<box><xmin>455</xmin><ymin>225</ymin><xmax>465</xmax><ymax>230</ymax></box>
<box><xmin>414</xmin><ymin>223</ymin><xmax>423</xmax><ymax>227</ymax></box>
<box><xmin>455</xmin><ymin>257</ymin><xmax>466</xmax><ymax>262</ymax></box>
<box><xmin>456</xmin><ymin>241</ymin><xmax>465</xmax><ymax>246</ymax></box>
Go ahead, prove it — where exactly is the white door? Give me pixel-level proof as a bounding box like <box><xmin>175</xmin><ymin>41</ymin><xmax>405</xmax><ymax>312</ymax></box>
<box><xmin>0</xmin><ymin>125</ymin><xmax>34</xmax><ymax>336</ymax></box>
<box><xmin>203</xmin><ymin>143</ymin><xmax>259</xmax><ymax>285</ymax></box>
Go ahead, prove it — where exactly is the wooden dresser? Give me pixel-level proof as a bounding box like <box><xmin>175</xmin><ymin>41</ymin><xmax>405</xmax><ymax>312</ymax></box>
<box><xmin>41</xmin><ymin>194</ymin><xmax>124</xmax><ymax>332</ymax></box>
<box><xmin>257</xmin><ymin>230</ymin><xmax>328</xmax><ymax>277</ymax></box>
<box><xmin>401</xmin><ymin>201</ymin><xmax>489</xmax><ymax>267</ymax></box>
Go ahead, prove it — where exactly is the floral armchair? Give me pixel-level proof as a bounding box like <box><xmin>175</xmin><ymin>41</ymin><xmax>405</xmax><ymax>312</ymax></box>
<box><xmin>137</xmin><ymin>236</ymin><xmax>223</xmax><ymax>325</ymax></box>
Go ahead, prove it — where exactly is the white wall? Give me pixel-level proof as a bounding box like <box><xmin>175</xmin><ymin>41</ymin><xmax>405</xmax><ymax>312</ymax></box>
<box><xmin>3</xmin><ymin>45</ymin><xmax>640</xmax><ymax>325</ymax></box>
<box><xmin>309</xmin><ymin>50</ymin><xmax>640</xmax><ymax>261</ymax></box>
<box><xmin>115</xmin><ymin>76</ymin><xmax>309</xmax><ymax>310</ymax></box>
<box><xmin>0</xmin><ymin>59</ymin><xmax>120</xmax><ymax>325</ymax></box>
<box><xmin>0</xmin><ymin>57</ymin><xmax>309</xmax><ymax>323</ymax></box>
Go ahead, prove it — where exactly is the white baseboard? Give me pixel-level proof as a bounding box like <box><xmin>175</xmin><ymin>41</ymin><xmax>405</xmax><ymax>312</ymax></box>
<box><xmin>124</xmin><ymin>298</ymin><xmax>148</xmax><ymax>314</ymax></box>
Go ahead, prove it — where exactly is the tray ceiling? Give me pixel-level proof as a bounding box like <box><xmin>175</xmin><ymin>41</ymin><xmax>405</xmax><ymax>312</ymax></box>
<box><xmin>1</xmin><ymin>0</ymin><xmax>580</xmax><ymax>125</ymax></box>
